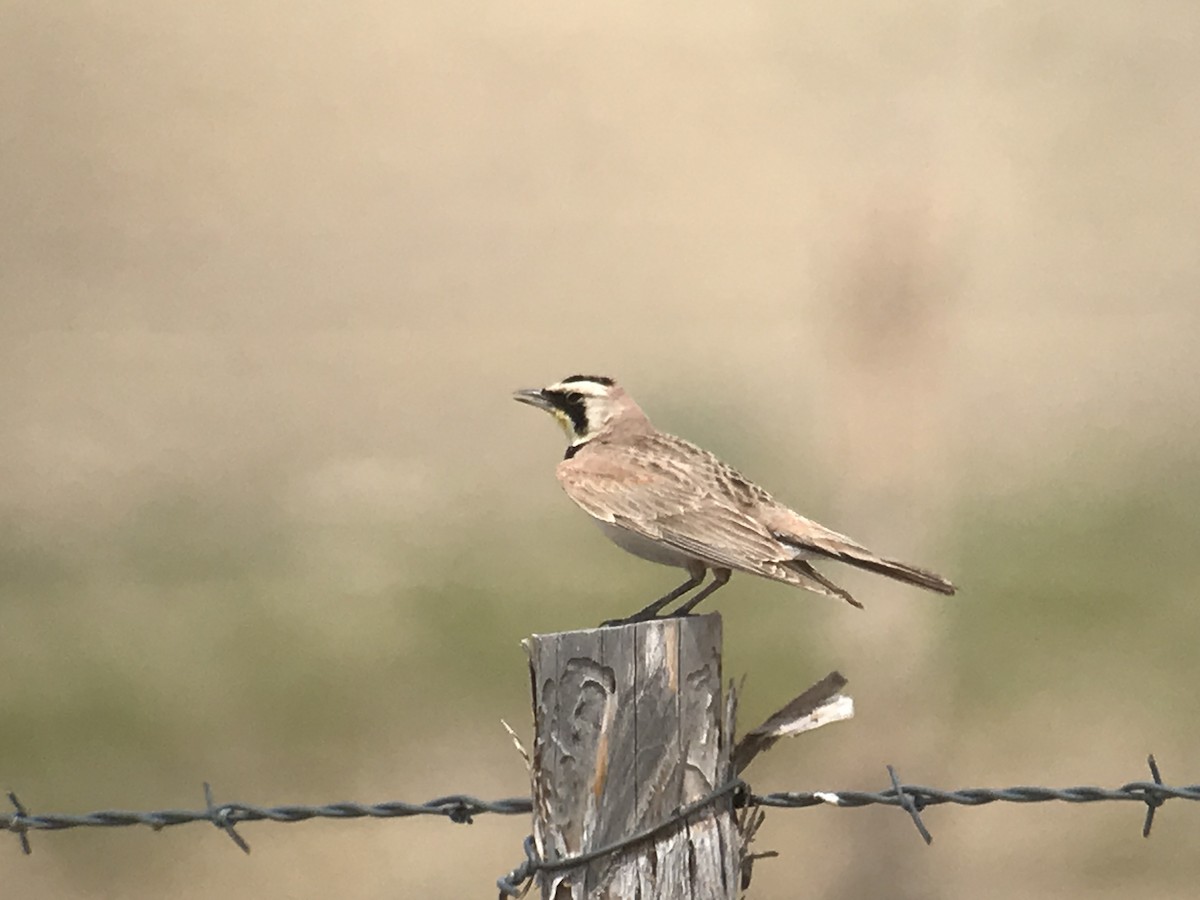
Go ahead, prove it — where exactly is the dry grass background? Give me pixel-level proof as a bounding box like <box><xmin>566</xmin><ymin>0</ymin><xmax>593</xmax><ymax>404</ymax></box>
<box><xmin>2</xmin><ymin>2</ymin><xmax>1199</xmax><ymax>898</ymax></box>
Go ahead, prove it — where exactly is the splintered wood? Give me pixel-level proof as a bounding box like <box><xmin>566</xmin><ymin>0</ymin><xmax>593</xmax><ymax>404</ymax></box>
<box><xmin>525</xmin><ymin>614</ymin><xmax>738</xmax><ymax>900</ymax></box>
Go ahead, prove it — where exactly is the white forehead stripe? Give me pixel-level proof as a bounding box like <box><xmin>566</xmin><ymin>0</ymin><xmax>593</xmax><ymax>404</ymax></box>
<box><xmin>547</xmin><ymin>379</ymin><xmax>614</xmax><ymax>396</ymax></box>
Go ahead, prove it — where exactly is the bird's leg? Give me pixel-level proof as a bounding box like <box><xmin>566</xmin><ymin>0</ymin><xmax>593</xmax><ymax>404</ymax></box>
<box><xmin>670</xmin><ymin>567</ymin><xmax>731</xmax><ymax>617</ymax></box>
<box><xmin>600</xmin><ymin>567</ymin><xmax>707</xmax><ymax>627</ymax></box>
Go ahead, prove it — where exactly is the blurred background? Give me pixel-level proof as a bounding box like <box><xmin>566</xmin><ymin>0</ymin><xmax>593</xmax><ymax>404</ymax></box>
<box><xmin>3</xmin><ymin>2</ymin><xmax>1199</xmax><ymax>897</ymax></box>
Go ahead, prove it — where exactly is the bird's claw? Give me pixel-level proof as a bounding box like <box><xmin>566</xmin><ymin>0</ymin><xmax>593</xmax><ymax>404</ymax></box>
<box><xmin>599</xmin><ymin>609</ymin><xmax>698</xmax><ymax>628</ymax></box>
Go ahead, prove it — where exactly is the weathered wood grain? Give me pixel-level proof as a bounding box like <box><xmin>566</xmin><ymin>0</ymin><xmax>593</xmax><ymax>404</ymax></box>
<box><xmin>525</xmin><ymin>614</ymin><xmax>737</xmax><ymax>900</ymax></box>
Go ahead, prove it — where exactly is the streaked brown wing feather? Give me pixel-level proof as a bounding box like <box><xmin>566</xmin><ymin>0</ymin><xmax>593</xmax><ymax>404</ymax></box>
<box><xmin>774</xmin><ymin>515</ymin><xmax>871</xmax><ymax>556</ymax></box>
<box><xmin>556</xmin><ymin>438</ymin><xmax>791</xmax><ymax>576</ymax></box>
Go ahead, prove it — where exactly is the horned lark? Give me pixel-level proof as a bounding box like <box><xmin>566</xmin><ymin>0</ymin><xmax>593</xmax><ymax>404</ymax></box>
<box><xmin>514</xmin><ymin>375</ymin><xmax>956</xmax><ymax>623</ymax></box>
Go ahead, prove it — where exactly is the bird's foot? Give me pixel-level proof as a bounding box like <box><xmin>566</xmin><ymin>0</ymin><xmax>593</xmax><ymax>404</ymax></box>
<box><xmin>599</xmin><ymin>609</ymin><xmax>707</xmax><ymax>627</ymax></box>
<box><xmin>598</xmin><ymin>610</ymin><xmax>667</xmax><ymax>628</ymax></box>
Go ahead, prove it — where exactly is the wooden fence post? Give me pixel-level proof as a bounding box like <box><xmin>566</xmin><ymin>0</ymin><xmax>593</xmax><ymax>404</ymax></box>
<box><xmin>524</xmin><ymin>613</ymin><xmax>739</xmax><ymax>900</ymax></box>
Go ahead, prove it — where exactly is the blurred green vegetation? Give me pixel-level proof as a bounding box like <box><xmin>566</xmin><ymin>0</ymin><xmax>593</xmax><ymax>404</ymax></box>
<box><xmin>5</xmin><ymin>433</ymin><xmax>1196</xmax><ymax>786</ymax></box>
<box><xmin>949</xmin><ymin>451</ymin><xmax>1200</xmax><ymax>712</ymax></box>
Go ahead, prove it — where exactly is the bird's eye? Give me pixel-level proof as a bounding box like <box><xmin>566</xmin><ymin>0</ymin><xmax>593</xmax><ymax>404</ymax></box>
<box><xmin>565</xmin><ymin>391</ymin><xmax>583</xmax><ymax>403</ymax></box>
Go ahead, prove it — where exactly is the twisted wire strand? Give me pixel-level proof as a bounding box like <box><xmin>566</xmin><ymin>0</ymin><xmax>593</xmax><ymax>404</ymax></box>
<box><xmin>4</xmin><ymin>755</ymin><xmax>1195</xmax><ymax>898</ymax></box>
<box><xmin>7</xmin><ymin>780</ymin><xmax>1195</xmax><ymax>843</ymax></box>
<box><xmin>2</xmin><ymin>789</ymin><xmax>532</xmax><ymax>845</ymax></box>
<box><xmin>751</xmin><ymin>781</ymin><xmax>1200</xmax><ymax>810</ymax></box>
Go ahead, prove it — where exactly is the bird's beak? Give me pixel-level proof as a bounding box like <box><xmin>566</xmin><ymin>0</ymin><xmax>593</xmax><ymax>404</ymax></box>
<box><xmin>512</xmin><ymin>388</ymin><xmax>556</xmax><ymax>412</ymax></box>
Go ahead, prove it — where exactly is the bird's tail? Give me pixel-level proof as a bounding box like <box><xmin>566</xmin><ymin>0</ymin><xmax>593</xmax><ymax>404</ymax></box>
<box><xmin>830</xmin><ymin>552</ymin><xmax>957</xmax><ymax>596</ymax></box>
<box><xmin>772</xmin><ymin>524</ymin><xmax>957</xmax><ymax>596</ymax></box>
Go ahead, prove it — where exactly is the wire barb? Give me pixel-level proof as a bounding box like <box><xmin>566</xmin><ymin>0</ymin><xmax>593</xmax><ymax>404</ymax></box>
<box><xmin>887</xmin><ymin>766</ymin><xmax>933</xmax><ymax>845</ymax></box>
<box><xmin>1142</xmin><ymin>754</ymin><xmax>1164</xmax><ymax>838</ymax></box>
<box><xmin>204</xmin><ymin>783</ymin><xmax>250</xmax><ymax>854</ymax></box>
<box><xmin>426</xmin><ymin>796</ymin><xmax>476</xmax><ymax>824</ymax></box>
<box><xmin>6</xmin><ymin>792</ymin><xmax>32</xmax><ymax>856</ymax></box>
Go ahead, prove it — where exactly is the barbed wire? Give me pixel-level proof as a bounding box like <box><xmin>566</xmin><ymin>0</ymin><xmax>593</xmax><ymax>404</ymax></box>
<box><xmin>496</xmin><ymin>756</ymin><xmax>1195</xmax><ymax>895</ymax></box>
<box><xmin>4</xmin><ymin>757</ymin><xmax>1195</xmax><ymax>894</ymax></box>
<box><xmin>1</xmin><ymin>786</ymin><xmax>534</xmax><ymax>856</ymax></box>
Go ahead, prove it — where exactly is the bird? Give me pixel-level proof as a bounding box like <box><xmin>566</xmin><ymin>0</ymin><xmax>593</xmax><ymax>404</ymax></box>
<box><xmin>513</xmin><ymin>375</ymin><xmax>956</xmax><ymax>624</ymax></box>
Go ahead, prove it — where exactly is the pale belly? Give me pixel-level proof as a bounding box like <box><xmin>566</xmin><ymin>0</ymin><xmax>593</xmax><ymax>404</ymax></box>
<box><xmin>595</xmin><ymin>520</ymin><xmax>697</xmax><ymax>569</ymax></box>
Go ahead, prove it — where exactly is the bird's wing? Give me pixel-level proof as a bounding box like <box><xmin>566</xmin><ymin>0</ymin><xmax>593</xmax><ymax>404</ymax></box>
<box><xmin>555</xmin><ymin>438</ymin><xmax>791</xmax><ymax>576</ymax></box>
<box><xmin>768</xmin><ymin>514</ymin><xmax>871</xmax><ymax>558</ymax></box>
